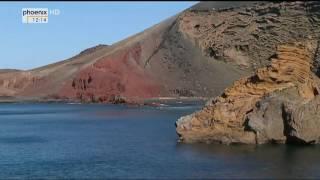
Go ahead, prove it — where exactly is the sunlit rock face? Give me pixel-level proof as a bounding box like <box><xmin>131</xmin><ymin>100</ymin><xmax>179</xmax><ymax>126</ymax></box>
<box><xmin>176</xmin><ymin>42</ymin><xmax>320</xmax><ymax>145</ymax></box>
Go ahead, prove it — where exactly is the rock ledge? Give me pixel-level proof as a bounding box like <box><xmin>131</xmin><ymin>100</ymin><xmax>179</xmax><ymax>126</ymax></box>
<box><xmin>176</xmin><ymin>42</ymin><xmax>320</xmax><ymax>145</ymax></box>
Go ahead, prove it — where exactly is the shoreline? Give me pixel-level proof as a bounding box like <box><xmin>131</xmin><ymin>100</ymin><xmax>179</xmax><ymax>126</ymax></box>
<box><xmin>0</xmin><ymin>96</ymin><xmax>208</xmax><ymax>106</ymax></box>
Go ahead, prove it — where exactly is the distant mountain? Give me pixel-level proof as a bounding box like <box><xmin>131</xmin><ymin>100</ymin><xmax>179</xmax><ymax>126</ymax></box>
<box><xmin>0</xmin><ymin>69</ymin><xmax>21</xmax><ymax>73</ymax></box>
<box><xmin>0</xmin><ymin>1</ymin><xmax>319</xmax><ymax>104</ymax></box>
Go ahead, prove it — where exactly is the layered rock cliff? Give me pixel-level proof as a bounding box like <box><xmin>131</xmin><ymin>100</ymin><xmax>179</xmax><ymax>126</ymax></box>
<box><xmin>176</xmin><ymin>42</ymin><xmax>320</xmax><ymax>145</ymax></box>
<box><xmin>179</xmin><ymin>1</ymin><xmax>320</xmax><ymax>71</ymax></box>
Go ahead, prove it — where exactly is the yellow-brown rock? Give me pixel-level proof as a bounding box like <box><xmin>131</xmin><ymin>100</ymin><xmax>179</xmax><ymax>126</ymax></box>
<box><xmin>176</xmin><ymin>42</ymin><xmax>320</xmax><ymax>144</ymax></box>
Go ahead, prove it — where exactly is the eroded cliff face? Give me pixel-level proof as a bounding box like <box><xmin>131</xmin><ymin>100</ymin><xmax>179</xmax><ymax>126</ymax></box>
<box><xmin>0</xmin><ymin>71</ymin><xmax>44</xmax><ymax>96</ymax></box>
<box><xmin>176</xmin><ymin>42</ymin><xmax>320</xmax><ymax>145</ymax></box>
<box><xmin>178</xmin><ymin>1</ymin><xmax>320</xmax><ymax>71</ymax></box>
<box><xmin>58</xmin><ymin>43</ymin><xmax>163</xmax><ymax>103</ymax></box>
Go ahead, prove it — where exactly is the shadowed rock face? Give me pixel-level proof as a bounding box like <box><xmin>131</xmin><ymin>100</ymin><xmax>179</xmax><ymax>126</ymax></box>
<box><xmin>176</xmin><ymin>42</ymin><xmax>320</xmax><ymax>145</ymax></box>
<box><xmin>0</xmin><ymin>1</ymin><xmax>319</xmax><ymax>103</ymax></box>
<box><xmin>247</xmin><ymin>87</ymin><xmax>320</xmax><ymax>144</ymax></box>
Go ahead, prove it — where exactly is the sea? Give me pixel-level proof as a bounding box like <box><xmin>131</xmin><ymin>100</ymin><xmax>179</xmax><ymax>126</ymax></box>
<box><xmin>0</xmin><ymin>102</ymin><xmax>319</xmax><ymax>179</ymax></box>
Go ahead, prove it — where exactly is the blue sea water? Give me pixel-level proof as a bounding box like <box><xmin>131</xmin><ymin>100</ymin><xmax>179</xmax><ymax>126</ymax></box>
<box><xmin>0</xmin><ymin>102</ymin><xmax>319</xmax><ymax>179</ymax></box>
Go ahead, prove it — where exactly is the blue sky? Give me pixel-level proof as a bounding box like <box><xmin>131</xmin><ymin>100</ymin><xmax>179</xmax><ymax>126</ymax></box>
<box><xmin>0</xmin><ymin>1</ymin><xmax>197</xmax><ymax>70</ymax></box>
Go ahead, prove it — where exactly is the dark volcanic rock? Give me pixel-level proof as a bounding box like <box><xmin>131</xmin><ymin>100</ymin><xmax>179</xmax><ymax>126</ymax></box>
<box><xmin>283</xmin><ymin>95</ymin><xmax>320</xmax><ymax>144</ymax></box>
<box><xmin>246</xmin><ymin>92</ymin><xmax>287</xmax><ymax>144</ymax></box>
<box><xmin>246</xmin><ymin>86</ymin><xmax>320</xmax><ymax>144</ymax></box>
<box><xmin>179</xmin><ymin>1</ymin><xmax>320</xmax><ymax>71</ymax></box>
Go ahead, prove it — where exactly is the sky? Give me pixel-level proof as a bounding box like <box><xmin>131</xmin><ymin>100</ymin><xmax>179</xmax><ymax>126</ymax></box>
<box><xmin>0</xmin><ymin>1</ymin><xmax>197</xmax><ymax>70</ymax></box>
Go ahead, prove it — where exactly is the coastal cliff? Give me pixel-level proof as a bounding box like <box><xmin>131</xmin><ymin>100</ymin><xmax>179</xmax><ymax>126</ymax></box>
<box><xmin>176</xmin><ymin>42</ymin><xmax>320</xmax><ymax>145</ymax></box>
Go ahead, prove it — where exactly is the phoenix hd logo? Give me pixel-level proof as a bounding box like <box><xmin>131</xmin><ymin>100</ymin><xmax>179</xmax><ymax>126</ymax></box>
<box><xmin>22</xmin><ymin>8</ymin><xmax>60</xmax><ymax>24</ymax></box>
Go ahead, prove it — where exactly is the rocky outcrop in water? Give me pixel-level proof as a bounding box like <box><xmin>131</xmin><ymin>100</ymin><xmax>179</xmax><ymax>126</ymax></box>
<box><xmin>176</xmin><ymin>42</ymin><xmax>320</xmax><ymax>145</ymax></box>
<box><xmin>247</xmin><ymin>87</ymin><xmax>320</xmax><ymax>144</ymax></box>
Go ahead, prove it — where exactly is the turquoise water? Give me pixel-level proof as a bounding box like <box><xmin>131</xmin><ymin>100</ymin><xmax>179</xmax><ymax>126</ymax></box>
<box><xmin>0</xmin><ymin>102</ymin><xmax>319</xmax><ymax>179</ymax></box>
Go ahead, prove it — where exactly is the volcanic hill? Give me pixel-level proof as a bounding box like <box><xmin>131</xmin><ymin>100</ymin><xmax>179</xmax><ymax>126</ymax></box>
<box><xmin>0</xmin><ymin>1</ymin><xmax>319</xmax><ymax>105</ymax></box>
